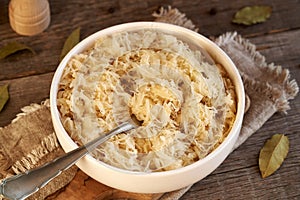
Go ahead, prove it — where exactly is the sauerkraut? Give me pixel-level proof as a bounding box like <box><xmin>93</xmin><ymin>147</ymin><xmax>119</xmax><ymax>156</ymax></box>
<box><xmin>57</xmin><ymin>30</ymin><xmax>236</xmax><ymax>172</ymax></box>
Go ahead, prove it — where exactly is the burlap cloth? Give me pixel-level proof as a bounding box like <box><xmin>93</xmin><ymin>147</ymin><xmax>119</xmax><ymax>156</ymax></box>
<box><xmin>0</xmin><ymin>6</ymin><xmax>298</xmax><ymax>200</ymax></box>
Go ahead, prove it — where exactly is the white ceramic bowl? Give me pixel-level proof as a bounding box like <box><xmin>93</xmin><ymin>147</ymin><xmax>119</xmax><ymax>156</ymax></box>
<box><xmin>50</xmin><ymin>22</ymin><xmax>245</xmax><ymax>193</ymax></box>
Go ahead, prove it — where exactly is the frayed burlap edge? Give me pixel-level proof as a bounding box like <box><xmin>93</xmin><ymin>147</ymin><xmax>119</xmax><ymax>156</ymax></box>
<box><xmin>215</xmin><ymin>32</ymin><xmax>299</xmax><ymax>114</ymax></box>
<box><xmin>7</xmin><ymin>101</ymin><xmax>60</xmax><ymax>174</ymax></box>
<box><xmin>214</xmin><ymin>32</ymin><xmax>299</xmax><ymax>148</ymax></box>
<box><xmin>153</xmin><ymin>6</ymin><xmax>198</xmax><ymax>32</ymax></box>
<box><xmin>0</xmin><ymin>100</ymin><xmax>78</xmax><ymax>200</ymax></box>
<box><xmin>12</xmin><ymin>100</ymin><xmax>50</xmax><ymax>124</ymax></box>
<box><xmin>12</xmin><ymin>132</ymin><xmax>59</xmax><ymax>174</ymax></box>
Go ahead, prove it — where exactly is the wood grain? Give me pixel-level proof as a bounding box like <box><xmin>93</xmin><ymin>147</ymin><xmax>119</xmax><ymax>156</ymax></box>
<box><xmin>0</xmin><ymin>73</ymin><xmax>53</xmax><ymax>126</ymax></box>
<box><xmin>46</xmin><ymin>170</ymin><xmax>163</xmax><ymax>200</ymax></box>
<box><xmin>0</xmin><ymin>0</ymin><xmax>299</xmax><ymax>199</ymax></box>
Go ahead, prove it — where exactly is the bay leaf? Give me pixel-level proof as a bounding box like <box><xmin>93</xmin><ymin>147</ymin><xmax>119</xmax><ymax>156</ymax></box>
<box><xmin>0</xmin><ymin>41</ymin><xmax>35</xmax><ymax>60</ymax></box>
<box><xmin>0</xmin><ymin>84</ymin><xmax>9</xmax><ymax>112</ymax></box>
<box><xmin>232</xmin><ymin>6</ymin><xmax>272</xmax><ymax>25</ymax></box>
<box><xmin>259</xmin><ymin>134</ymin><xmax>289</xmax><ymax>178</ymax></box>
<box><xmin>60</xmin><ymin>28</ymin><xmax>81</xmax><ymax>61</ymax></box>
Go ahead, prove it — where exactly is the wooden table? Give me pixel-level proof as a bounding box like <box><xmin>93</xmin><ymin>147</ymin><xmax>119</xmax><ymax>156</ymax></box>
<box><xmin>0</xmin><ymin>0</ymin><xmax>299</xmax><ymax>199</ymax></box>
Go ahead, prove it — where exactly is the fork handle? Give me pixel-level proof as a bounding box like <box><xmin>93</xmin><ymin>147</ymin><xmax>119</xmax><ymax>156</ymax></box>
<box><xmin>0</xmin><ymin>122</ymin><xmax>134</xmax><ymax>200</ymax></box>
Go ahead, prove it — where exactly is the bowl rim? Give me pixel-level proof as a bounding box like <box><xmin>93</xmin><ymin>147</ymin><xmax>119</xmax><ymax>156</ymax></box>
<box><xmin>50</xmin><ymin>21</ymin><xmax>245</xmax><ymax>177</ymax></box>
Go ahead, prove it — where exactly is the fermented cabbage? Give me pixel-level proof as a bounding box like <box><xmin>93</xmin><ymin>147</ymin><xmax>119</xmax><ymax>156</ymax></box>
<box><xmin>57</xmin><ymin>30</ymin><xmax>236</xmax><ymax>172</ymax></box>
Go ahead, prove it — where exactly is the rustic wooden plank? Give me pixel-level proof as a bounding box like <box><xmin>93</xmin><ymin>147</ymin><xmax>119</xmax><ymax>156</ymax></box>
<box><xmin>186</xmin><ymin>0</ymin><xmax>300</xmax><ymax>37</ymax></box>
<box><xmin>1</xmin><ymin>0</ymin><xmax>300</xmax><ymax>81</ymax></box>
<box><xmin>0</xmin><ymin>0</ymin><xmax>157</xmax><ymax>81</ymax></box>
<box><xmin>0</xmin><ymin>72</ymin><xmax>53</xmax><ymax>127</ymax></box>
<box><xmin>249</xmin><ymin>29</ymin><xmax>300</xmax><ymax>74</ymax></box>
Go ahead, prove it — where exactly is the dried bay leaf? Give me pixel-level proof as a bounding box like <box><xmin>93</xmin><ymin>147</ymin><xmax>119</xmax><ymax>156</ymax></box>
<box><xmin>0</xmin><ymin>41</ymin><xmax>35</xmax><ymax>60</ymax></box>
<box><xmin>259</xmin><ymin>134</ymin><xmax>289</xmax><ymax>178</ymax></box>
<box><xmin>60</xmin><ymin>28</ymin><xmax>81</xmax><ymax>61</ymax></box>
<box><xmin>232</xmin><ymin>6</ymin><xmax>272</xmax><ymax>25</ymax></box>
<box><xmin>0</xmin><ymin>84</ymin><xmax>9</xmax><ymax>112</ymax></box>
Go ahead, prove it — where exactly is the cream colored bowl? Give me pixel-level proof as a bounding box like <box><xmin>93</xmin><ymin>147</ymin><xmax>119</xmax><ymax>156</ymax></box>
<box><xmin>50</xmin><ymin>22</ymin><xmax>245</xmax><ymax>193</ymax></box>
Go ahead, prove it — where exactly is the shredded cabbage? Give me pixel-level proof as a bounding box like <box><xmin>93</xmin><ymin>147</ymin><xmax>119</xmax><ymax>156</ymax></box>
<box><xmin>57</xmin><ymin>30</ymin><xmax>237</xmax><ymax>172</ymax></box>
